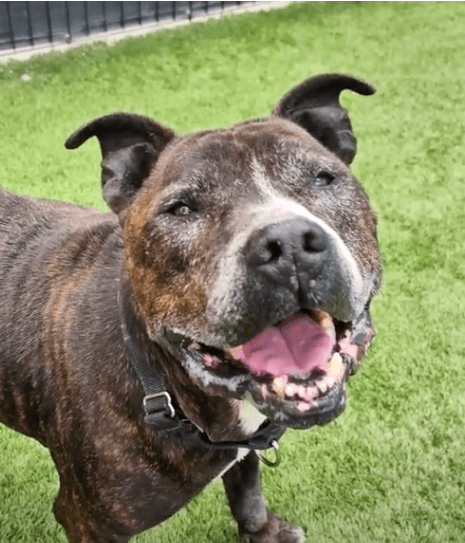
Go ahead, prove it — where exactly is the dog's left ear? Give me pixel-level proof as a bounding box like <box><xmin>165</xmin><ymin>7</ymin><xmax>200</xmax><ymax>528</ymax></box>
<box><xmin>274</xmin><ymin>74</ymin><xmax>375</xmax><ymax>164</ymax></box>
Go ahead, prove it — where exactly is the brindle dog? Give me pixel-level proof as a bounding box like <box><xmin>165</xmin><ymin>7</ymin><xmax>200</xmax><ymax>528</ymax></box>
<box><xmin>0</xmin><ymin>74</ymin><xmax>382</xmax><ymax>543</ymax></box>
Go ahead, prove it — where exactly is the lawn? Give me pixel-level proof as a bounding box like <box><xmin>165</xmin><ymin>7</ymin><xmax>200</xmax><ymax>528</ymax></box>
<box><xmin>1</xmin><ymin>2</ymin><xmax>464</xmax><ymax>542</ymax></box>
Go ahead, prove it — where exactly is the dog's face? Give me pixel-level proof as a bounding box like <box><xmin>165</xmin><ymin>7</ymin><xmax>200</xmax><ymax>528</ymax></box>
<box><xmin>67</xmin><ymin>74</ymin><xmax>382</xmax><ymax>429</ymax></box>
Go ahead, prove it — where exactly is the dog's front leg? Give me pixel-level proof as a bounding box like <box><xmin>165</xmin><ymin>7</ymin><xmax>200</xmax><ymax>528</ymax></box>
<box><xmin>223</xmin><ymin>451</ymin><xmax>306</xmax><ymax>543</ymax></box>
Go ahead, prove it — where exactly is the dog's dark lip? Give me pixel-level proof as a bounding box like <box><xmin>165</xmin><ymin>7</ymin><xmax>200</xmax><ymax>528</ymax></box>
<box><xmin>160</xmin><ymin>309</ymin><xmax>368</xmax><ymax>428</ymax></box>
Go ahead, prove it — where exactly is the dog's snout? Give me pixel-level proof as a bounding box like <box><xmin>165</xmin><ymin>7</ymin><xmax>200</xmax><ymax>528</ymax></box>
<box><xmin>245</xmin><ymin>218</ymin><xmax>329</xmax><ymax>284</ymax></box>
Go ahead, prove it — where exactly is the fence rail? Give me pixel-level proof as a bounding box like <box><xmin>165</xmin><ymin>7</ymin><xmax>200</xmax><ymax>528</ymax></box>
<box><xmin>0</xmin><ymin>1</ymin><xmax>251</xmax><ymax>56</ymax></box>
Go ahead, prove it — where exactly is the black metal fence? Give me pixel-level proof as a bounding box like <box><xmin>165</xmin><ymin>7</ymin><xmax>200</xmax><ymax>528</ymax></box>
<box><xmin>0</xmin><ymin>1</ymin><xmax>250</xmax><ymax>56</ymax></box>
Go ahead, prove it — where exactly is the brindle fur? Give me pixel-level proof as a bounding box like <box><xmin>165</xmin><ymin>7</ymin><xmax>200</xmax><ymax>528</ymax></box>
<box><xmin>0</xmin><ymin>74</ymin><xmax>381</xmax><ymax>542</ymax></box>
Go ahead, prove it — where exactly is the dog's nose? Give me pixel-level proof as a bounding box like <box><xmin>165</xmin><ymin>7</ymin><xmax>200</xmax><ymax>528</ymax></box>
<box><xmin>244</xmin><ymin>217</ymin><xmax>329</xmax><ymax>290</ymax></box>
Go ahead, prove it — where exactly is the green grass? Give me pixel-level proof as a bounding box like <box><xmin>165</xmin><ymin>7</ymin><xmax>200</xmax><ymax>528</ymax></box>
<box><xmin>1</xmin><ymin>2</ymin><xmax>464</xmax><ymax>542</ymax></box>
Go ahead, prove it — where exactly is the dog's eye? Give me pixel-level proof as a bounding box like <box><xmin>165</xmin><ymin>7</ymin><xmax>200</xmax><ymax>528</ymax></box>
<box><xmin>159</xmin><ymin>191</ymin><xmax>199</xmax><ymax>219</ymax></box>
<box><xmin>167</xmin><ymin>202</ymin><xmax>195</xmax><ymax>217</ymax></box>
<box><xmin>313</xmin><ymin>171</ymin><xmax>335</xmax><ymax>187</ymax></box>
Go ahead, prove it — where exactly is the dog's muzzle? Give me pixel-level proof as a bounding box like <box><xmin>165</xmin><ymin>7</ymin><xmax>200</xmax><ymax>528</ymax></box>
<box><xmin>161</xmin><ymin>215</ymin><xmax>376</xmax><ymax>430</ymax></box>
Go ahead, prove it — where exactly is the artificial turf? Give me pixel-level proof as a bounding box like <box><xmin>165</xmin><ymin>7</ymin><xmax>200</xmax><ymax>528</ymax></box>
<box><xmin>1</xmin><ymin>2</ymin><xmax>464</xmax><ymax>542</ymax></box>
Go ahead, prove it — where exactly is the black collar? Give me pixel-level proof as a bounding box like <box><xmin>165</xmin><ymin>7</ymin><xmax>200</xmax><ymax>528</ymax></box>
<box><xmin>120</xmin><ymin>320</ymin><xmax>285</xmax><ymax>461</ymax></box>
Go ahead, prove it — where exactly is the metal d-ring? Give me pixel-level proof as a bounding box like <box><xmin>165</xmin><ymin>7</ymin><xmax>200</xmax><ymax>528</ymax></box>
<box><xmin>255</xmin><ymin>440</ymin><xmax>281</xmax><ymax>468</ymax></box>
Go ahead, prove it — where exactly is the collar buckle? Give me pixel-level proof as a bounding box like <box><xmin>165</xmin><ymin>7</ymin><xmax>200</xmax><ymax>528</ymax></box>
<box><xmin>143</xmin><ymin>391</ymin><xmax>182</xmax><ymax>431</ymax></box>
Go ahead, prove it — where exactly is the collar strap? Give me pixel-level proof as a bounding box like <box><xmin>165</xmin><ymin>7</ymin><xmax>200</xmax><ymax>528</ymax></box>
<box><xmin>121</xmin><ymin>327</ymin><xmax>285</xmax><ymax>452</ymax></box>
<box><xmin>122</xmin><ymin>328</ymin><xmax>183</xmax><ymax>431</ymax></box>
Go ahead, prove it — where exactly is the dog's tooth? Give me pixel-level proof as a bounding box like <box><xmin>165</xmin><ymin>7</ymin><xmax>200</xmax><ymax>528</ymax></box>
<box><xmin>316</xmin><ymin>380</ymin><xmax>329</xmax><ymax>394</ymax></box>
<box><xmin>227</xmin><ymin>346</ymin><xmax>244</xmax><ymax>361</ymax></box>
<box><xmin>312</xmin><ymin>310</ymin><xmax>336</xmax><ymax>339</ymax></box>
<box><xmin>327</xmin><ymin>352</ymin><xmax>344</xmax><ymax>379</ymax></box>
<box><xmin>316</xmin><ymin>374</ymin><xmax>337</xmax><ymax>395</ymax></box>
<box><xmin>285</xmin><ymin>383</ymin><xmax>297</xmax><ymax>398</ymax></box>
<box><xmin>297</xmin><ymin>401</ymin><xmax>311</xmax><ymax>413</ymax></box>
<box><xmin>295</xmin><ymin>385</ymin><xmax>306</xmax><ymax>399</ymax></box>
<box><xmin>271</xmin><ymin>376</ymin><xmax>288</xmax><ymax>397</ymax></box>
<box><xmin>325</xmin><ymin>376</ymin><xmax>335</xmax><ymax>389</ymax></box>
<box><xmin>302</xmin><ymin>387</ymin><xmax>319</xmax><ymax>402</ymax></box>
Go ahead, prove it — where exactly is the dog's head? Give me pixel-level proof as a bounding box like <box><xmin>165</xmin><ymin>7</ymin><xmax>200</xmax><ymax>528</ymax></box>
<box><xmin>66</xmin><ymin>74</ymin><xmax>382</xmax><ymax>429</ymax></box>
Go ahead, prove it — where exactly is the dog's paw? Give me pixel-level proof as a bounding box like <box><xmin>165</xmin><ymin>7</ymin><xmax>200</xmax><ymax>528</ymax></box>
<box><xmin>241</xmin><ymin>513</ymin><xmax>306</xmax><ymax>543</ymax></box>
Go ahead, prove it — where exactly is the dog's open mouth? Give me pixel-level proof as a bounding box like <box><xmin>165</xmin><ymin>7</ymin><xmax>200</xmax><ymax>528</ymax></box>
<box><xmin>162</xmin><ymin>310</ymin><xmax>374</xmax><ymax>429</ymax></box>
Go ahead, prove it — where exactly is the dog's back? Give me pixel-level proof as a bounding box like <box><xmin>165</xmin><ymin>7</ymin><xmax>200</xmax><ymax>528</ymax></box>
<box><xmin>0</xmin><ymin>189</ymin><xmax>121</xmax><ymax>443</ymax></box>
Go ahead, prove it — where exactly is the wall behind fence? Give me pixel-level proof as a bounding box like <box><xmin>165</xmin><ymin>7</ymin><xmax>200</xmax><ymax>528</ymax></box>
<box><xmin>0</xmin><ymin>1</ymin><xmax>254</xmax><ymax>57</ymax></box>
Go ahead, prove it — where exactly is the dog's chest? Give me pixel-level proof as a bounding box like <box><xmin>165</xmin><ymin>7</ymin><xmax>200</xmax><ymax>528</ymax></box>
<box><xmin>213</xmin><ymin>399</ymin><xmax>268</xmax><ymax>479</ymax></box>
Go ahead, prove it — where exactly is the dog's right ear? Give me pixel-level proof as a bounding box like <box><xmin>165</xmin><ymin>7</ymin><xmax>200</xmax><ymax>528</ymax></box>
<box><xmin>65</xmin><ymin>114</ymin><xmax>175</xmax><ymax>216</ymax></box>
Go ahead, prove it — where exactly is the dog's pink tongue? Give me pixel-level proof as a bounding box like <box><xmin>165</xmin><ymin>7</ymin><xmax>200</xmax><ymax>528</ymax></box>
<box><xmin>235</xmin><ymin>314</ymin><xmax>334</xmax><ymax>377</ymax></box>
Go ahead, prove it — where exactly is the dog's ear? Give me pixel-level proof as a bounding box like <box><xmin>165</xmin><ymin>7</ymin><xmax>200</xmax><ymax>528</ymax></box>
<box><xmin>65</xmin><ymin>114</ymin><xmax>175</xmax><ymax>215</ymax></box>
<box><xmin>274</xmin><ymin>74</ymin><xmax>375</xmax><ymax>164</ymax></box>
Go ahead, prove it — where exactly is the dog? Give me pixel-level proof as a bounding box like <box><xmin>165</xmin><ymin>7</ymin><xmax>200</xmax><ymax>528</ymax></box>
<box><xmin>0</xmin><ymin>73</ymin><xmax>382</xmax><ymax>543</ymax></box>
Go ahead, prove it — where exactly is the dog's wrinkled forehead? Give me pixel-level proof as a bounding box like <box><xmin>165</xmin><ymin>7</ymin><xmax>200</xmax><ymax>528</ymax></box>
<box><xmin>151</xmin><ymin>116</ymin><xmax>374</xmax><ymax>252</ymax></box>
<box><xmin>154</xmin><ymin>117</ymin><xmax>348</xmax><ymax>204</ymax></box>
